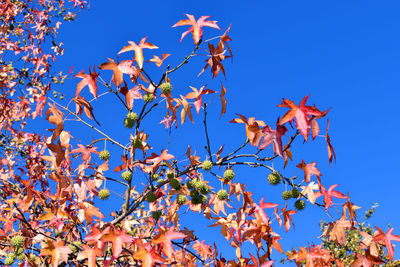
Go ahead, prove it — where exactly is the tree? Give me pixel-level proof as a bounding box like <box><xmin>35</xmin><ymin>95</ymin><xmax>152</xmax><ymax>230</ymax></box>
<box><xmin>0</xmin><ymin>3</ymin><xmax>399</xmax><ymax>266</ymax></box>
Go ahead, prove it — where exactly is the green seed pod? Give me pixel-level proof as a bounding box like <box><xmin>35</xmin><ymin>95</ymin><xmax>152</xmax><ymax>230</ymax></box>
<box><xmin>223</xmin><ymin>169</ymin><xmax>235</xmax><ymax>181</ymax></box>
<box><xmin>98</xmin><ymin>189</ymin><xmax>110</xmax><ymax>200</ymax></box>
<box><xmin>268</xmin><ymin>172</ymin><xmax>281</xmax><ymax>185</ymax></box>
<box><xmin>217</xmin><ymin>189</ymin><xmax>228</xmax><ymax>200</ymax></box>
<box><xmin>121</xmin><ymin>170</ymin><xmax>133</xmax><ymax>182</ymax></box>
<box><xmin>160</xmin><ymin>82</ymin><xmax>172</xmax><ymax>94</ymax></box>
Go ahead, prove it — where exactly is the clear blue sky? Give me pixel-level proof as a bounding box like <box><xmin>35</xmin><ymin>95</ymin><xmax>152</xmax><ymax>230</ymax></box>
<box><xmin>48</xmin><ymin>0</ymin><xmax>400</xmax><ymax>263</ymax></box>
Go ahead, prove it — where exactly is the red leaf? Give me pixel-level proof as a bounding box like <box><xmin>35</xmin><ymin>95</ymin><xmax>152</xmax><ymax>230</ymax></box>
<box><xmin>373</xmin><ymin>227</ymin><xmax>400</xmax><ymax>262</ymax></box>
<box><xmin>74</xmin><ymin>66</ymin><xmax>99</xmax><ymax>99</ymax></box>
<box><xmin>314</xmin><ymin>184</ymin><xmax>346</xmax><ymax>210</ymax></box>
<box><xmin>278</xmin><ymin>95</ymin><xmax>327</xmax><ymax>141</ymax></box>
<box><xmin>185</xmin><ymin>85</ymin><xmax>216</xmax><ymax>114</ymax></box>
<box><xmin>296</xmin><ymin>160</ymin><xmax>321</xmax><ymax>183</ymax></box>
<box><xmin>258</xmin><ymin>124</ymin><xmax>288</xmax><ymax>157</ymax></box>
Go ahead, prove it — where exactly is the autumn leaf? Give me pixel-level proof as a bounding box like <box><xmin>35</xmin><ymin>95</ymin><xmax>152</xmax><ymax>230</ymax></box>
<box><xmin>321</xmin><ymin>215</ymin><xmax>351</xmax><ymax>245</ymax></box>
<box><xmin>77</xmin><ymin>244</ymin><xmax>103</xmax><ymax>267</ymax></box>
<box><xmin>101</xmin><ymin>226</ymin><xmax>135</xmax><ymax>258</ymax></box>
<box><xmin>133</xmin><ymin>240</ymin><xmax>166</xmax><ymax>267</ymax></box>
<box><xmin>281</xmin><ymin>204</ymin><xmax>297</xmax><ymax>232</ymax></box>
<box><xmin>71</xmin><ymin>144</ymin><xmax>99</xmax><ymax>163</ymax></box>
<box><xmin>74</xmin><ymin>66</ymin><xmax>99</xmax><ymax>99</ymax></box>
<box><xmin>230</xmin><ymin>114</ymin><xmax>266</xmax><ymax>146</ymax></box>
<box><xmin>373</xmin><ymin>226</ymin><xmax>400</xmax><ymax>262</ymax></box>
<box><xmin>199</xmin><ymin>42</ymin><xmax>228</xmax><ymax>78</ymax></box>
<box><xmin>258</xmin><ymin>124</ymin><xmax>288</xmax><ymax>157</ymax></box>
<box><xmin>192</xmin><ymin>240</ymin><xmax>214</xmax><ymax>261</ymax></box>
<box><xmin>175</xmin><ymin>95</ymin><xmax>194</xmax><ymax>124</ymax></box>
<box><xmin>119</xmin><ymin>82</ymin><xmax>143</xmax><ymax>109</ymax></box>
<box><xmin>314</xmin><ymin>184</ymin><xmax>346</xmax><ymax>210</ymax></box>
<box><xmin>72</xmin><ymin>95</ymin><xmax>100</xmax><ymax>125</ymax></box>
<box><xmin>172</xmin><ymin>14</ymin><xmax>221</xmax><ymax>44</ymax></box>
<box><xmin>250</xmin><ymin>197</ymin><xmax>279</xmax><ymax>226</ymax></box>
<box><xmin>145</xmin><ymin>149</ymin><xmax>175</xmax><ymax>172</ymax></box>
<box><xmin>119</xmin><ymin>37</ymin><xmax>158</xmax><ymax>69</ymax></box>
<box><xmin>219</xmin><ymin>25</ymin><xmax>233</xmax><ymax>58</ymax></box>
<box><xmin>40</xmin><ymin>239</ymin><xmax>72</xmax><ymax>267</ymax></box>
<box><xmin>278</xmin><ymin>95</ymin><xmax>327</xmax><ymax>141</ymax></box>
<box><xmin>300</xmin><ymin>181</ymin><xmax>319</xmax><ymax>204</ymax></box>
<box><xmin>220</xmin><ymin>83</ymin><xmax>227</xmax><ymax>117</ymax></box>
<box><xmin>32</xmin><ymin>95</ymin><xmax>47</xmax><ymax>119</ymax></box>
<box><xmin>296</xmin><ymin>160</ymin><xmax>321</xmax><ymax>183</ymax></box>
<box><xmin>326</xmin><ymin>119</ymin><xmax>336</xmax><ymax>165</ymax></box>
<box><xmin>185</xmin><ymin>85</ymin><xmax>216</xmax><ymax>114</ymax></box>
<box><xmin>147</xmin><ymin>52</ymin><xmax>170</xmax><ymax>67</ymax></box>
<box><xmin>98</xmin><ymin>58</ymin><xmax>136</xmax><ymax>87</ymax></box>
<box><xmin>152</xmin><ymin>227</ymin><xmax>186</xmax><ymax>258</ymax></box>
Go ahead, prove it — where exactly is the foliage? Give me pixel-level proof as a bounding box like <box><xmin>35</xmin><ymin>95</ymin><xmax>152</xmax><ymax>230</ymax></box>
<box><xmin>0</xmin><ymin>4</ymin><xmax>399</xmax><ymax>266</ymax></box>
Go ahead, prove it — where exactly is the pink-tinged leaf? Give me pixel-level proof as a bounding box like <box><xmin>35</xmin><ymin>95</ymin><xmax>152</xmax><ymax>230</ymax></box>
<box><xmin>278</xmin><ymin>95</ymin><xmax>328</xmax><ymax>141</ymax></box>
<box><xmin>250</xmin><ymin>197</ymin><xmax>278</xmax><ymax>226</ymax></box>
<box><xmin>314</xmin><ymin>184</ymin><xmax>346</xmax><ymax>210</ymax></box>
<box><xmin>220</xmin><ymin>83</ymin><xmax>227</xmax><ymax>117</ymax></box>
<box><xmin>99</xmin><ymin>58</ymin><xmax>135</xmax><ymax>87</ymax></box>
<box><xmin>74</xmin><ymin>67</ymin><xmax>99</xmax><ymax>99</ymax></box>
<box><xmin>172</xmin><ymin>14</ymin><xmax>220</xmax><ymax>44</ymax></box>
<box><xmin>373</xmin><ymin>227</ymin><xmax>400</xmax><ymax>262</ymax></box>
<box><xmin>185</xmin><ymin>85</ymin><xmax>216</xmax><ymax>114</ymax></box>
<box><xmin>147</xmin><ymin>52</ymin><xmax>170</xmax><ymax>67</ymax></box>
<box><xmin>33</xmin><ymin>95</ymin><xmax>47</xmax><ymax>119</ymax></box>
<box><xmin>152</xmin><ymin>228</ymin><xmax>186</xmax><ymax>258</ymax></box>
<box><xmin>326</xmin><ymin>119</ymin><xmax>336</xmax><ymax>165</ymax></box>
<box><xmin>258</xmin><ymin>124</ymin><xmax>288</xmax><ymax>157</ymax></box>
<box><xmin>118</xmin><ymin>37</ymin><xmax>158</xmax><ymax>69</ymax></box>
<box><xmin>296</xmin><ymin>160</ymin><xmax>321</xmax><ymax>183</ymax></box>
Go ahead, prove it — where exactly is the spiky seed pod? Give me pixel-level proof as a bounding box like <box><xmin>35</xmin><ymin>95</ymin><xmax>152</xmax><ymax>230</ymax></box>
<box><xmin>160</xmin><ymin>82</ymin><xmax>172</xmax><ymax>94</ymax></box>
<box><xmin>198</xmin><ymin>194</ymin><xmax>208</xmax><ymax>204</ymax></box>
<box><xmin>186</xmin><ymin>180</ymin><xmax>194</xmax><ymax>189</ymax></box>
<box><xmin>177</xmin><ymin>195</ymin><xmax>187</xmax><ymax>205</ymax></box>
<box><xmin>190</xmin><ymin>189</ymin><xmax>199</xmax><ymax>198</ymax></box>
<box><xmin>199</xmin><ymin>184</ymin><xmax>210</xmax><ymax>195</ymax></box>
<box><xmin>99</xmin><ymin>150</ymin><xmax>110</xmax><ymax>161</ymax></box>
<box><xmin>15</xmin><ymin>247</ymin><xmax>23</xmax><ymax>255</ymax></box>
<box><xmin>166</xmin><ymin>171</ymin><xmax>175</xmax><ymax>179</ymax></box>
<box><xmin>291</xmin><ymin>188</ymin><xmax>300</xmax><ymax>198</ymax></box>
<box><xmin>143</xmin><ymin>93</ymin><xmax>154</xmax><ymax>102</ymax></box>
<box><xmin>282</xmin><ymin>190</ymin><xmax>292</xmax><ymax>200</ymax></box>
<box><xmin>191</xmin><ymin>196</ymin><xmax>201</xmax><ymax>205</ymax></box>
<box><xmin>98</xmin><ymin>189</ymin><xmax>110</xmax><ymax>200</ymax></box>
<box><xmin>124</xmin><ymin>112</ymin><xmax>138</xmax><ymax>128</ymax></box>
<box><xmin>126</xmin><ymin>111</ymin><xmax>138</xmax><ymax>121</ymax></box>
<box><xmin>11</xmin><ymin>235</ymin><xmax>24</xmax><ymax>247</ymax></box>
<box><xmin>169</xmin><ymin>178</ymin><xmax>182</xmax><ymax>190</ymax></box>
<box><xmin>156</xmin><ymin>178</ymin><xmax>164</xmax><ymax>184</ymax></box>
<box><xmin>223</xmin><ymin>169</ymin><xmax>235</xmax><ymax>181</ymax></box>
<box><xmin>121</xmin><ymin>170</ymin><xmax>133</xmax><ymax>182</ymax></box>
<box><xmin>4</xmin><ymin>253</ymin><xmax>16</xmax><ymax>265</ymax></box>
<box><xmin>151</xmin><ymin>211</ymin><xmax>161</xmax><ymax>220</ymax></box>
<box><xmin>193</xmin><ymin>179</ymin><xmax>205</xmax><ymax>191</ymax></box>
<box><xmin>217</xmin><ymin>189</ymin><xmax>228</xmax><ymax>200</ymax></box>
<box><xmin>132</xmin><ymin>138</ymin><xmax>142</xmax><ymax>148</ymax></box>
<box><xmin>146</xmin><ymin>192</ymin><xmax>157</xmax><ymax>203</ymax></box>
<box><xmin>294</xmin><ymin>199</ymin><xmax>306</xmax><ymax>210</ymax></box>
<box><xmin>17</xmin><ymin>253</ymin><xmax>25</xmax><ymax>261</ymax></box>
<box><xmin>268</xmin><ymin>172</ymin><xmax>281</xmax><ymax>185</ymax></box>
<box><xmin>151</xmin><ymin>173</ymin><xmax>159</xmax><ymax>181</ymax></box>
<box><xmin>29</xmin><ymin>254</ymin><xmax>36</xmax><ymax>261</ymax></box>
<box><xmin>202</xmin><ymin>160</ymin><xmax>213</xmax><ymax>171</ymax></box>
